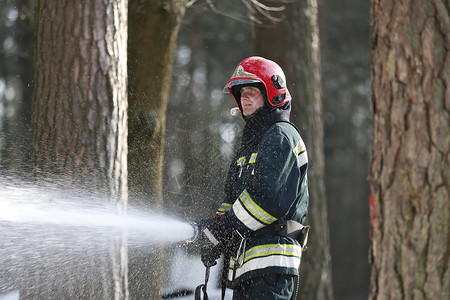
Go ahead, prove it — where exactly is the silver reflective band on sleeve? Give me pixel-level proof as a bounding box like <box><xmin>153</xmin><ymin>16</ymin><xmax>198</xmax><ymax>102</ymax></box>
<box><xmin>233</xmin><ymin>200</ymin><xmax>264</xmax><ymax>231</ymax></box>
<box><xmin>204</xmin><ymin>228</ymin><xmax>219</xmax><ymax>246</ymax></box>
<box><xmin>240</xmin><ymin>190</ymin><xmax>277</xmax><ymax>225</ymax></box>
<box><xmin>232</xmin><ymin>190</ymin><xmax>277</xmax><ymax>231</ymax></box>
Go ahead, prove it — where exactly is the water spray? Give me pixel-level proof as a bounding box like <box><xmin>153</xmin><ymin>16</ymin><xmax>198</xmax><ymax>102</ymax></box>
<box><xmin>0</xmin><ymin>179</ymin><xmax>197</xmax><ymax>247</ymax></box>
<box><xmin>0</xmin><ymin>178</ymin><xmax>204</xmax><ymax>298</ymax></box>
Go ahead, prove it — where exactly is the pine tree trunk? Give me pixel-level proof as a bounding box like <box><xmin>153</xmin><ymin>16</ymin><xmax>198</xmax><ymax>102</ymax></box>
<box><xmin>369</xmin><ymin>0</ymin><xmax>449</xmax><ymax>299</ymax></box>
<box><xmin>31</xmin><ymin>0</ymin><xmax>128</xmax><ymax>299</ymax></box>
<box><xmin>253</xmin><ymin>1</ymin><xmax>334</xmax><ymax>299</ymax></box>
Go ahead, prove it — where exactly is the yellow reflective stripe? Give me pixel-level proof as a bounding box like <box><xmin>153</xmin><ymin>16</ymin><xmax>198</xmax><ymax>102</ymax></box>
<box><xmin>245</xmin><ymin>243</ymin><xmax>299</xmax><ymax>252</ymax></box>
<box><xmin>229</xmin><ymin>243</ymin><xmax>302</xmax><ymax>268</ymax></box>
<box><xmin>239</xmin><ymin>190</ymin><xmax>277</xmax><ymax>225</ymax></box>
<box><xmin>293</xmin><ymin>140</ymin><xmax>308</xmax><ymax>167</ymax></box>
<box><xmin>218</xmin><ymin>202</ymin><xmax>232</xmax><ymax>213</ymax></box>
<box><xmin>229</xmin><ymin>257</ymin><xmax>237</xmax><ymax>269</ymax></box>
<box><xmin>237</xmin><ymin>157</ymin><xmax>246</xmax><ymax>166</ymax></box>
<box><xmin>232</xmin><ymin>200</ymin><xmax>265</xmax><ymax>231</ymax></box>
<box><xmin>242</xmin><ymin>244</ymin><xmax>300</xmax><ymax>263</ymax></box>
<box><xmin>293</xmin><ymin>140</ymin><xmax>305</xmax><ymax>155</ymax></box>
<box><xmin>228</xmin><ymin>245</ymin><xmax>302</xmax><ymax>281</ymax></box>
<box><xmin>249</xmin><ymin>153</ymin><xmax>258</xmax><ymax>164</ymax></box>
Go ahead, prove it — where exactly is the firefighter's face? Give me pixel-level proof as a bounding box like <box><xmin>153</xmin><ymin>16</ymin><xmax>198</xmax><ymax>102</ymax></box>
<box><xmin>240</xmin><ymin>86</ymin><xmax>264</xmax><ymax>116</ymax></box>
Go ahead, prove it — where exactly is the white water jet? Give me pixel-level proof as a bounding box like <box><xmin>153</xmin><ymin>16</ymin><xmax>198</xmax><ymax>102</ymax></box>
<box><xmin>0</xmin><ymin>179</ymin><xmax>194</xmax><ymax>245</ymax></box>
<box><xmin>0</xmin><ymin>177</ymin><xmax>196</xmax><ymax>297</ymax></box>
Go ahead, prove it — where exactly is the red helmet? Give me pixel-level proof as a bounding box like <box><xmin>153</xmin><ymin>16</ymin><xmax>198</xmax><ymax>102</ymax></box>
<box><xmin>223</xmin><ymin>56</ymin><xmax>291</xmax><ymax>108</ymax></box>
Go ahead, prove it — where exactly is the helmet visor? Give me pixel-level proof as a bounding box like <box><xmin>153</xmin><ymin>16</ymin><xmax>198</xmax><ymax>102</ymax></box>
<box><xmin>223</xmin><ymin>79</ymin><xmax>261</xmax><ymax>93</ymax></box>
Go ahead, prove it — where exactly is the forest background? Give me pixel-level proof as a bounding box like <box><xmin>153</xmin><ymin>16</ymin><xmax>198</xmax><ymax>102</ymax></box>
<box><xmin>0</xmin><ymin>0</ymin><xmax>371</xmax><ymax>299</ymax></box>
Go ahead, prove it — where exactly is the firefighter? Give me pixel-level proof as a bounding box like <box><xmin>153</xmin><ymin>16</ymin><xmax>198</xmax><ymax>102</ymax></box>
<box><xmin>194</xmin><ymin>56</ymin><xmax>309</xmax><ymax>300</ymax></box>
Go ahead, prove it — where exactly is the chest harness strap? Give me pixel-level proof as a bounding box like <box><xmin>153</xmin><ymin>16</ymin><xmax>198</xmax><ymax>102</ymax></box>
<box><xmin>251</xmin><ymin>217</ymin><xmax>310</xmax><ymax>249</ymax></box>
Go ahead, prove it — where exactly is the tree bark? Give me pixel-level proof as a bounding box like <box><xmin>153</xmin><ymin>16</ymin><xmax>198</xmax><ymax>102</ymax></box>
<box><xmin>128</xmin><ymin>0</ymin><xmax>186</xmax><ymax>204</ymax></box>
<box><xmin>31</xmin><ymin>0</ymin><xmax>128</xmax><ymax>299</ymax></box>
<box><xmin>253</xmin><ymin>1</ymin><xmax>334</xmax><ymax>299</ymax></box>
<box><xmin>369</xmin><ymin>0</ymin><xmax>449</xmax><ymax>299</ymax></box>
<box><xmin>127</xmin><ymin>1</ymin><xmax>186</xmax><ymax>299</ymax></box>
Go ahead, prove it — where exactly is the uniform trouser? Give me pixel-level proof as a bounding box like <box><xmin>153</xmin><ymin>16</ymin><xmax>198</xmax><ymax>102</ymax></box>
<box><xmin>232</xmin><ymin>273</ymin><xmax>297</xmax><ymax>300</ymax></box>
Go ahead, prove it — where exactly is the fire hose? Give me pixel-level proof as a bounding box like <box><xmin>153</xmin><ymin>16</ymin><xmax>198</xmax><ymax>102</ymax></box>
<box><xmin>194</xmin><ymin>265</ymin><xmax>210</xmax><ymax>300</ymax></box>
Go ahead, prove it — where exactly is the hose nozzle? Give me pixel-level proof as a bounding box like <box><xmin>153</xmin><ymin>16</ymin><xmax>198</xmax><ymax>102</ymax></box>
<box><xmin>185</xmin><ymin>221</ymin><xmax>200</xmax><ymax>244</ymax></box>
<box><xmin>230</xmin><ymin>107</ymin><xmax>242</xmax><ymax>117</ymax></box>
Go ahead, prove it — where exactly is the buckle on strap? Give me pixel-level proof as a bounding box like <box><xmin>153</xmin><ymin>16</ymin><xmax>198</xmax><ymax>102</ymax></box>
<box><xmin>298</xmin><ymin>225</ymin><xmax>310</xmax><ymax>251</ymax></box>
<box><xmin>275</xmin><ymin>218</ymin><xmax>288</xmax><ymax>236</ymax></box>
<box><xmin>274</xmin><ymin>216</ymin><xmax>305</xmax><ymax>239</ymax></box>
<box><xmin>285</xmin><ymin>220</ymin><xmax>304</xmax><ymax>239</ymax></box>
<box><xmin>250</xmin><ymin>218</ymin><xmax>310</xmax><ymax>251</ymax></box>
<box><xmin>283</xmin><ymin>220</ymin><xmax>310</xmax><ymax>252</ymax></box>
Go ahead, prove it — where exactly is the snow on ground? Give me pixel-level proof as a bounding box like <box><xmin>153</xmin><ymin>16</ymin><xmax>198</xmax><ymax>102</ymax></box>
<box><xmin>162</xmin><ymin>248</ymin><xmax>233</xmax><ymax>299</ymax></box>
<box><xmin>0</xmin><ymin>290</ymin><xmax>19</xmax><ymax>300</ymax></box>
<box><xmin>0</xmin><ymin>249</ymin><xmax>232</xmax><ymax>300</ymax></box>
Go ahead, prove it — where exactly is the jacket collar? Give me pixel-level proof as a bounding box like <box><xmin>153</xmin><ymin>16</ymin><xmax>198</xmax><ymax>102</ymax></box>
<box><xmin>241</xmin><ymin>101</ymin><xmax>291</xmax><ymax>146</ymax></box>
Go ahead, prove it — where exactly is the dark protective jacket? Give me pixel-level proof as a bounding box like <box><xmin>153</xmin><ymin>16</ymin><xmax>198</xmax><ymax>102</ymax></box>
<box><xmin>216</xmin><ymin>121</ymin><xmax>309</xmax><ymax>287</ymax></box>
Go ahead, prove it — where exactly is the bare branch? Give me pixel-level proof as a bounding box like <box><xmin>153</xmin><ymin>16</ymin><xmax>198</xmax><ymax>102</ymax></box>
<box><xmin>188</xmin><ymin>0</ymin><xmax>287</xmax><ymax>25</ymax></box>
<box><xmin>249</xmin><ymin>0</ymin><xmax>285</xmax><ymax>12</ymax></box>
<box><xmin>0</xmin><ymin>51</ymin><xmax>33</xmax><ymax>61</ymax></box>
<box><xmin>204</xmin><ymin>0</ymin><xmax>252</xmax><ymax>24</ymax></box>
<box><xmin>186</xmin><ymin>0</ymin><xmax>200</xmax><ymax>7</ymax></box>
<box><xmin>252</xmin><ymin>1</ymin><xmax>284</xmax><ymax>23</ymax></box>
<box><xmin>249</xmin><ymin>15</ymin><xmax>264</xmax><ymax>25</ymax></box>
<box><xmin>241</xmin><ymin>0</ymin><xmax>256</xmax><ymax>14</ymax></box>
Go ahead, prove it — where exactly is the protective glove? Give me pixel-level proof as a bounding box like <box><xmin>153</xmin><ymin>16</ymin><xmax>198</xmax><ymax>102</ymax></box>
<box><xmin>192</xmin><ymin>219</ymin><xmax>220</xmax><ymax>267</ymax></box>
<box><xmin>201</xmin><ymin>243</ymin><xmax>221</xmax><ymax>267</ymax></box>
<box><xmin>192</xmin><ymin>215</ymin><xmax>236</xmax><ymax>267</ymax></box>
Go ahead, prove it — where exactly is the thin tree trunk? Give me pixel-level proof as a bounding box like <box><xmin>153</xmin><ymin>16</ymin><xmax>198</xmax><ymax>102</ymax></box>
<box><xmin>128</xmin><ymin>0</ymin><xmax>186</xmax><ymax>204</ymax></box>
<box><xmin>369</xmin><ymin>0</ymin><xmax>449</xmax><ymax>299</ymax></box>
<box><xmin>127</xmin><ymin>1</ymin><xmax>186</xmax><ymax>299</ymax></box>
<box><xmin>253</xmin><ymin>1</ymin><xmax>333</xmax><ymax>299</ymax></box>
<box><xmin>31</xmin><ymin>0</ymin><xmax>128</xmax><ymax>298</ymax></box>
<box><xmin>0</xmin><ymin>0</ymin><xmax>34</xmax><ymax>174</ymax></box>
